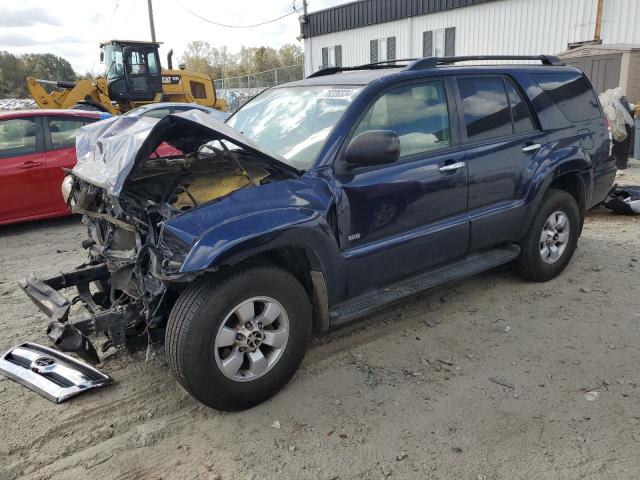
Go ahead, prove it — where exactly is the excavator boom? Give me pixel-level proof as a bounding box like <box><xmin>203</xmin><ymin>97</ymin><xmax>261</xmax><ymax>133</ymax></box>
<box><xmin>27</xmin><ymin>77</ymin><xmax>119</xmax><ymax>114</ymax></box>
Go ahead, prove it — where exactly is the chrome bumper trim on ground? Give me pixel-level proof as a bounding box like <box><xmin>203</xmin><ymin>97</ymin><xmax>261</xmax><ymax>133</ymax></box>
<box><xmin>0</xmin><ymin>342</ymin><xmax>111</xmax><ymax>403</ymax></box>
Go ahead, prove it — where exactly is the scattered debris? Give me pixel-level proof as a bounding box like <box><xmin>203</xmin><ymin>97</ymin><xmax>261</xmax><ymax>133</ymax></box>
<box><xmin>396</xmin><ymin>452</ymin><xmax>408</xmax><ymax>461</ymax></box>
<box><xmin>438</xmin><ymin>357</ymin><xmax>454</xmax><ymax>366</ymax></box>
<box><xmin>604</xmin><ymin>185</ymin><xmax>640</xmax><ymax>214</ymax></box>
<box><xmin>451</xmin><ymin>446</ymin><xmax>464</xmax><ymax>454</ymax></box>
<box><xmin>270</xmin><ymin>421</ymin><xmax>281</xmax><ymax>430</ymax></box>
<box><xmin>504</xmin><ymin>326</ymin><xmax>511</xmax><ymax>333</ymax></box>
<box><xmin>580</xmin><ymin>286</ymin><xmax>591</xmax><ymax>293</ymax></box>
<box><xmin>489</xmin><ymin>377</ymin><xmax>515</xmax><ymax>389</ymax></box>
<box><xmin>585</xmin><ymin>391</ymin><xmax>601</xmax><ymax>401</ymax></box>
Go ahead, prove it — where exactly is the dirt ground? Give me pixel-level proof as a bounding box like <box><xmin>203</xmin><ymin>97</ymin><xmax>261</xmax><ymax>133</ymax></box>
<box><xmin>1</xmin><ymin>161</ymin><xmax>639</xmax><ymax>480</ymax></box>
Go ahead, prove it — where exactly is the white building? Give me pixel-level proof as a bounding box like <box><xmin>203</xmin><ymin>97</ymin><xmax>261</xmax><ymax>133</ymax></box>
<box><xmin>300</xmin><ymin>0</ymin><xmax>640</xmax><ymax>84</ymax></box>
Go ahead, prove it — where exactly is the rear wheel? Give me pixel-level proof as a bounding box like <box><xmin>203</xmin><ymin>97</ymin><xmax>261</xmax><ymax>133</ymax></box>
<box><xmin>515</xmin><ymin>189</ymin><xmax>581</xmax><ymax>281</ymax></box>
<box><xmin>166</xmin><ymin>265</ymin><xmax>311</xmax><ymax>410</ymax></box>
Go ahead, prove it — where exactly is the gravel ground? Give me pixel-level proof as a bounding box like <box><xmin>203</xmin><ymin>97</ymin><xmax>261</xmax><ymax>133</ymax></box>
<box><xmin>0</xmin><ymin>161</ymin><xmax>639</xmax><ymax>480</ymax></box>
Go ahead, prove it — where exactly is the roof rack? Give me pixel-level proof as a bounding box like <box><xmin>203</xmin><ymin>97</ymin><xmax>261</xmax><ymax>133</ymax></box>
<box><xmin>406</xmin><ymin>55</ymin><xmax>565</xmax><ymax>70</ymax></box>
<box><xmin>361</xmin><ymin>58</ymin><xmax>419</xmax><ymax>67</ymax></box>
<box><xmin>306</xmin><ymin>58</ymin><xmax>415</xmax><ymax>78</ymax></box>
<box><xmin>306</xmin><ymin>55</ymin><xmax>565</xmax><ymax>79</ymax></box>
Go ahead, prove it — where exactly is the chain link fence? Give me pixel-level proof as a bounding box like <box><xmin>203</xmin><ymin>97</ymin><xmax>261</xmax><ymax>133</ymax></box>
<box><xmin>214</xmin><ymin>64</ymin><xmax>303</xmax><ymax>112</ymax></box>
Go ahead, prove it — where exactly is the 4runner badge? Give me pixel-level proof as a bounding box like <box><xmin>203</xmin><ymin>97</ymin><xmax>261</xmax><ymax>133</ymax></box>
<box><xmin>348</xmin><ymin>233</ymin><xmax>360</xmax><ymax>241</ymax></box>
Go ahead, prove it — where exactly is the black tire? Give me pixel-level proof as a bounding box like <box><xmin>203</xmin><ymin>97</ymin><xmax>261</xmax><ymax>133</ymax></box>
<box><xmin>515</xmin><ymin>188</ymin><xmax>581</xmax><ymax>282</ymax></box>
<box><xmin>166</xmin><ymin>265</ymin><xmax>312</xmax><ymax>410</ymax></box>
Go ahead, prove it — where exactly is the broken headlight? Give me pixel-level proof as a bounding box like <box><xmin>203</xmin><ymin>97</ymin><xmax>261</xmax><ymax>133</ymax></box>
<box><xmin>158</xmin><ymin>230</ymin><xmax>190</xmax><ymax>273</ymax></box>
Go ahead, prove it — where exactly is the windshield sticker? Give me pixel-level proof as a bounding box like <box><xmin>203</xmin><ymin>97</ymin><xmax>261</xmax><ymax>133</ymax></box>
<box><xmin>319</xmin><ymin>88</ymin><xmax>360</xmax><ymax>100</ymax></box>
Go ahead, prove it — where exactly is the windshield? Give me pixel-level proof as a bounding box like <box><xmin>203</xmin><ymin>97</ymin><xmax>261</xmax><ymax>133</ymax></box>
<box><xmin>226</xmin><ymin>85</ymin><xmax>362</xmax><ymax>170</ymax></box>
<box><xmin>103</xmin><ymin>44</ymin><xmax>124</xmax><ymax>80</ymax></box>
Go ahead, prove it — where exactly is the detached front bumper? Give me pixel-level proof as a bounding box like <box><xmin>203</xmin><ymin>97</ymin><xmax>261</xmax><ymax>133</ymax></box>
<box><xmin>19</xmin><ymin>263</ymin><xmax>126</xmax><ymax>364</ymax></box>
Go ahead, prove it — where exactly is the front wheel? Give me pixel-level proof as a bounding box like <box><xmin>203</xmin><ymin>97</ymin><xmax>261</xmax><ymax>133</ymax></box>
<box><xmin>515</xmin><ymin>189</ymin><xmax>581</xmax><ymax>282</ymax></box>
<box><xmin>165</xmin><ymin>265</ymin><xmax>311</xmax><ymax>410</ymax></box>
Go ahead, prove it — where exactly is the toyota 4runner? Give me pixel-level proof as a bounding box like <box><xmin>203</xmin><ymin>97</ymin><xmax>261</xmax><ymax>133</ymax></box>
<box><xmin>11</xmin><ymin>55</ymin><xmax>616</xmax><ymax>410</ymax></box>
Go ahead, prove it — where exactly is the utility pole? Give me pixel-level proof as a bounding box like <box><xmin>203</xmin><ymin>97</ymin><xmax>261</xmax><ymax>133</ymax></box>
<box><xmin>147</xmin><ymin>0</ymin><xmax>157</xmax><ymax>42</ymax></box>
<box><xmin>594</xmin><ymin>0</ymin><xmax>603</xmax><ymax>42</ymax></box>
<box><xmin>302</xmin><ymin>0</ymin><xmax>308</xmax><ymax>17</ymax></box>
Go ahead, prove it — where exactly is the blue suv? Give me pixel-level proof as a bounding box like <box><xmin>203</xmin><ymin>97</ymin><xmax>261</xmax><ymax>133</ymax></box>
<box><xmin>18</xmin><ymin>55</ymin><xmax>615</xmax><ymax>410</ymax></box>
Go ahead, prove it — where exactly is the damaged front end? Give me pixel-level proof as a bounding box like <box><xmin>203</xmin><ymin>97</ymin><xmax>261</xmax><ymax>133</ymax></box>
<box><xmin>20</xmin><ymin>110</ymin><xmax>299</xmax><ymax>363</ymax></box>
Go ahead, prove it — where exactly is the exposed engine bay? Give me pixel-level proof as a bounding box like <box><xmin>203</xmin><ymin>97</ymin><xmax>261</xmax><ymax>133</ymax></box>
<box><xmin>18</xmin><ymin>110</ymin><xmax>297</xmax><ymax>363</ymax></box>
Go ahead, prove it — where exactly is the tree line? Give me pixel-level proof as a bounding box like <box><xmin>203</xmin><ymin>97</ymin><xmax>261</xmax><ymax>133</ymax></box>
<box><xmin>180</xmin><ymin>42</ymin><xmax>303</xmax><ymax>79</ymax></box>
<box><xmin>0</xmin><ymin>51</ymin><xmax>77</xmax><ymax>98</ymax></box>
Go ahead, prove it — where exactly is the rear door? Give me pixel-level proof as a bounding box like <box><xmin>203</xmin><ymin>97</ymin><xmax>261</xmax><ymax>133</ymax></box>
<box><xmin>335</xmin><ymin>78</ymin><xmax>469</xmax><ymax>295</ymax></box>
<box><xmin>0</xmin><ymin>116</ymin><xmax>51</xmax><ymax>222</ymax></box>
<box><xmin>454</xmin><ymin>75</ymin><xmax>547</xmax><ymax>251</ymax></box>
<box><xmin>44</xmin><ymin>116</ymin><xmax>98</xmax><ymax>212</ymax></box>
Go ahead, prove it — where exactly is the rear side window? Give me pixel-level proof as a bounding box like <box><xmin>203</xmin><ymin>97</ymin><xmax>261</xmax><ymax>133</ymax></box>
<box><xmin>0</xmin><ymin>118</ymin><xmax>38</xmax><ymax>158</ymax></box>
<box><xmin>48</xmin><ymin>118</ymin><xmax>95</xmax><ymax>150</ymax></box>
<box><xmin>457</xmin><ymin>77</ymin><xmax>512</xmax><ymax>142</ymax></box>
<box><xmin>354</xmin><ymin>81</ymin><xmax>451</xmax><ymax>158</ymax></box>
<box><xmin>532</xmin><ymin>72</ymin><xmax>601</xmax><ymax>122</ymax></box>
<box><xmin>504</xmin><ymin>80</ymin><xmax>535</xmax><ymax>133</ymax></box>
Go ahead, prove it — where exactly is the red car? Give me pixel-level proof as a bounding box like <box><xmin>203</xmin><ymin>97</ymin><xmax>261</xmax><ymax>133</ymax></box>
<box><xmin>0</xmin><ymin>109</ymin><xmax>107</xmax><ymax>225</ymax></box>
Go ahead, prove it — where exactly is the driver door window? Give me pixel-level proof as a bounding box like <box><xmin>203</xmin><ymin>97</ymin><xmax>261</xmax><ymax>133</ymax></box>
<box><xmin>354</xmin><ymin>81</ymin><xmax>451</xmax><ymax>159</ymax></box>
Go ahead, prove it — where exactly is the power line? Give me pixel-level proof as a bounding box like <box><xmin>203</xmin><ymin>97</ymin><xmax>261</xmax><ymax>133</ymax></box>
<box><xmin>173</xmin><ymin>0</ymin><xmax>302</xmax><ymax>28</ymax></box>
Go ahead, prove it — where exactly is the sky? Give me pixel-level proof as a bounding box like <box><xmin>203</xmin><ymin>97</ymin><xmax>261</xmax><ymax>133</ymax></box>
<box><xmin>0</xmin><ymin>0</ymin><xmax>346</xmax><ymax>75</ymax></box>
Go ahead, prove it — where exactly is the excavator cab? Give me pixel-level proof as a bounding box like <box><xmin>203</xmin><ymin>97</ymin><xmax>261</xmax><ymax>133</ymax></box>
<box><xmin>101</xmin><ymin>40</ymin><xmax>162</xmax><ymax>102</ymax></box>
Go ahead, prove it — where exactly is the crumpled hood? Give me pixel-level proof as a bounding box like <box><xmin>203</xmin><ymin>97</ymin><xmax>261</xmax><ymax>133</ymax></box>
<box><xmin>73</xmin><ymin>109</ymin><xmax>296</xmax><ymax>195</ymax></box>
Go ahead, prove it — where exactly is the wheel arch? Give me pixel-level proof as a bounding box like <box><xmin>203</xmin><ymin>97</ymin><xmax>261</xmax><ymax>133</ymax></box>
<box><xmin>231</xmin><ymin>245</ymin><xmax>332</xmax><ymax>331</ymax></box>
<box><xmin>178</xmin><ymin>210</ymin><xmax>345</xmax><ymax>332</ymax></box>
<box><xmin>520</xmin><ymin>149</ymin><xmax>593</xmax><ymax>240</ymax></box>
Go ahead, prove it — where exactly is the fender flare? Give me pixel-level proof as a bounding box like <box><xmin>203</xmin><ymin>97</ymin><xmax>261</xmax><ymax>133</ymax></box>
<box><xmin>179</xmin><ymin>207</ymin><xmax>345</xmax><ymax>300</ymax></box>
<box><xmin>520</xmin><ymin>147</ymin><xmax>592</xmax><ymax>237</ymax></box>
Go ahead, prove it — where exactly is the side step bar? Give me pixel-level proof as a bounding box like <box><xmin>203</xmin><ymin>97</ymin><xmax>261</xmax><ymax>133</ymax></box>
<box><xmin>0</xmin><ymin>342</ymin><xmax>112</xmax><ymax>403</ymax></box>
<box><xmin>330</xmin><ymin>244</ymin><xmax>520</xmax><ymax>326</ymax></box>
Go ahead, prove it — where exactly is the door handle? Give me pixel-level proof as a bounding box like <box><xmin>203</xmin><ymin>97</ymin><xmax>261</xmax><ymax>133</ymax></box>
<box><xmin>438</xmin><ymin>161</ymin><xmax>465</xmax><ymax>172</ymax></box>
<box><xmin>17</xmin><ymin>161</ymin><xmax>43</xmax><ymax>169</ymax></box>
<box><xmin>522</xmin><ymin>143</ymin><xmax>542</xmax><ymax>153</ymax></box>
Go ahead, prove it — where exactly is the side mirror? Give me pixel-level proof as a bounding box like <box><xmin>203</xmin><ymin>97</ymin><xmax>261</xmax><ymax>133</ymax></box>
<box><xmin>122</xmin><ymin>46</ymin><xmax>132</xmax><ymax>65</ymax></box>
<box><xmin>345</xmin><ymin>130</ymin><xmax>400</xmax><ymax>167</ymax></box>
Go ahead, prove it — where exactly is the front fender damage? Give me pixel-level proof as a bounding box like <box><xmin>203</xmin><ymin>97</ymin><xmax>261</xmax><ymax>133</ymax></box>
<box><xmin>17</xmin><ymin>109</ymin><xmax>302</xmax><ymax>365</ymax></box>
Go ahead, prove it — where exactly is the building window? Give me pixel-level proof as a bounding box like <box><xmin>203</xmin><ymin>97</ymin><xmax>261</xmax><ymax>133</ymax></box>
<box><xmin>423</xmin><ymin>27</ymin><xmax>455</xmax><ymax>57</ymax></box>
<box><xmin>321</xmin><ymin>45</ymin><xmax>342</xmax><ymax>69</ymax></box>
<box><xmin>328</xmin><ymin>46</ymin><xmax>336</xmax><ymax>67</ymax></box>
<box><xmin>377</xmin><ymin>38</ymin><xmax>388</xmax><ymax>62</ymax></box>
<box><xmin>434</xmin><ymin>29</ymin><xmax>445</xmax><ymax>57</ymax></box>
<box><xmin>370</xmin><ymin>37</ymin><xmax>396</xmax><ymax>63</ymax></box>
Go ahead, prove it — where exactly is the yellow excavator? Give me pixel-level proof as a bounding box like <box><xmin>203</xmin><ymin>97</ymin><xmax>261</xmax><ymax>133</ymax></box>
<box><xmin>27</xmin><ymin>40</ymin><xmax>226</xmax><ymax>115</ymax></box>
